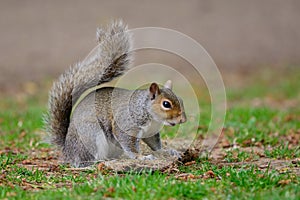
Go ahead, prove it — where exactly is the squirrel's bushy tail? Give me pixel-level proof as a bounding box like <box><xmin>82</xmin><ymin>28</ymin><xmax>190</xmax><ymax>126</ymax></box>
<box><xmin>45</xmin><ymin>20</ymin><xmax>132</xmax><ymax>148</ymax></box>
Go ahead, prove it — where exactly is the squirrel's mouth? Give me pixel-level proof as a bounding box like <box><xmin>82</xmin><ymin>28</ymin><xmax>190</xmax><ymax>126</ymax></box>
<box><xmin>164</xmin><ymin>121</ymin><xmax>176</xmax><ymax>126</ymax></box>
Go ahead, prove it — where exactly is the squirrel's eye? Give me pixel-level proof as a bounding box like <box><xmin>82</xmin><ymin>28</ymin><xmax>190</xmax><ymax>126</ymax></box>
<box><xmin>162</xmin><ymin>101</ymin><xmax>171</xmax><ymax>109</ymax></box>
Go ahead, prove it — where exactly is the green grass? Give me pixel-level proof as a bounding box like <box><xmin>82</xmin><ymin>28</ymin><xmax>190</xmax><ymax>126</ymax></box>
<box><xmin>224</xmin><ymin>107</ymin><xmax>300</xmax><ymax>146</ymax></box>
<box><xmin>0</xmin><ymin>68</ymin><xmax>300</xmax><ymax>199</ymax></box>
<box><xmin>1</xmin><ymin>162</ymin><xmax>299</xmax><ymax>200</ymax></box>
<box><xmin>265</xmin><ymin>143</ymin><xmax>300</xmax><ymax>159</ymax></box>
<box><xmin>223</xmin><ymin>149</ymin><xmax>260</xmax><ymax>163</ymax></box>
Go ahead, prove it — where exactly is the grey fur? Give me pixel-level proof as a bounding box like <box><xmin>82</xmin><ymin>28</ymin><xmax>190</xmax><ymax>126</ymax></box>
<box><xmin>45</xmin><ymin>20</ymin><xmax>186</xmax><ymax>167</ymax></box>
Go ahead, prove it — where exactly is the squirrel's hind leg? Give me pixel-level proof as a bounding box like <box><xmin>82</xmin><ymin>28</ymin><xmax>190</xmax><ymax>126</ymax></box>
<box><xmin>63</xmin><ymin>125</ymin><xmax>96</xmax><ymax>167</ymax></box>
<box><xmin>113</xmin><ymin>131</ymin><xmax>141</xmax><ymax>159</ymax></box>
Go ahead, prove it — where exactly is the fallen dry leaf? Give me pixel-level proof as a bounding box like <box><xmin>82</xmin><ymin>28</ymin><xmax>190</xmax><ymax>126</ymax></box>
<box><xmin>132</xmin><ymin>186</ymin><xmax>137</xmax><ymax>192</ymax></box>
<box><xmin>22</xmin><ymin>160</ymin><xmax>33</xmax><ymax>165</ymax></box>
<box><xmin>19</xmin><ymin>131</ymin><xmax>26</xmax><ymax>139</ymax></box>
<box><xmin>277</xmin><ymin>179</ymin><xmax>291</xmax><ymax>186</ymax></box>
<box><xmin>221</xmin><ymin>139</ymin><xmax>231</xmax><ymax>148</ymax></box>
<box><xmin>184</xmin><ymin>161</ymin><xmax>196</xmax><ymax>166</ymax></box>
<box><xmin>210</xmin><ymin>187</ymin><xmax>217</xmax><ymax>193</ymax></box>
<box><xmin>107</xmin><ymin>187</ymin><xmax>115</xmax><ymax>193</ymax></box>
<box><xmin>175</xmin><ymin>173</ymin><xmax>201</xmax><ymax>181</ymax></box>
<box><xmin>205</xmin><ymin>170</ymin><xmax>215</xmax><ymax>179</ymax></box>
<box><xmin>97</xmin><ymin>163</ymin><xmax>106</xmax><ymax>171</ymax></box>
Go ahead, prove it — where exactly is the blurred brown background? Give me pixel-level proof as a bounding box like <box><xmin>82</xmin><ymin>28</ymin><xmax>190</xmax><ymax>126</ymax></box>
<box><xmin>0</xmin><ymin>0</ymin><xmax>299</xmax><ymax>92</ymax></box>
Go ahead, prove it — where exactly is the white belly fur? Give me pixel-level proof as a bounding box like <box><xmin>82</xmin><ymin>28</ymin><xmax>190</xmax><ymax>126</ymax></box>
<box><xmin>138</xmin><ymin>120</ymin><xmax>163</xmax><ymax>139</ymax></box>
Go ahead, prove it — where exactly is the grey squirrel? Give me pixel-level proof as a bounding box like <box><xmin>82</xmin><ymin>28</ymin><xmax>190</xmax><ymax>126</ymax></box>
<box><xmin>45</xmin><ymin>20</ymin><xmax>187</xmax><ymax>167</ymax></box>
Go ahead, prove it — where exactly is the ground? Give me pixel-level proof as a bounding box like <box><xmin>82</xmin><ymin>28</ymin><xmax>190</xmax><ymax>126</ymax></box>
<box><xmin>0</xmin><ymin>68</ymin><xmax>299</xmax><ymax>199</ymax></box>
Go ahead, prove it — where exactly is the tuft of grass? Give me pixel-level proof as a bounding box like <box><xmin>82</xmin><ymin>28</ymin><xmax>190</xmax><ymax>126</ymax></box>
<box><xmin>223</xmin><ymin>149</ymin><xmax>260</xmax><ymax>163</ymax></box>
<box><xmin>265</xmin><ymin>143</ymin><xmax>300</xmax><ymax>159</ymax></box>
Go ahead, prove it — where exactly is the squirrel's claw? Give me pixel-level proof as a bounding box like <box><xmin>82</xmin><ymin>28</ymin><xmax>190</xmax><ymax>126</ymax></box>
<box><xmin>140</xmin><ymin>154</ymin><xmax>156</xmax><ymax>160</ymax></box>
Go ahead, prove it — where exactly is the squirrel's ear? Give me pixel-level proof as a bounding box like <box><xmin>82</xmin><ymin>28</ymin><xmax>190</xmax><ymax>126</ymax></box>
<box><xmin>149</xmin><ymin>83</ymin><xmax>161</xmax><ymax>100</ymax></box>
<box><xmin>164</xmin><ymin>80</ymin><xmax>173</xmax><ymax>90</ymax></box>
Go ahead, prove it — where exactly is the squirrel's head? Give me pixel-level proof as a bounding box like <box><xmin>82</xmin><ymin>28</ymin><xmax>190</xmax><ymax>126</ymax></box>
<box><xmin>149</xmin><ymin>80</ymin><xmax>187</xmax><ymax>126</ymax></box>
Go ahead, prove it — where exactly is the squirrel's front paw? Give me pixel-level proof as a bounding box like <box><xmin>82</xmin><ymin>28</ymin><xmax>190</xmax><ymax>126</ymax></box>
<box><xmin>166</xmin><ymin>149</ymin><xmax>182</xmax><ymax>159</ymax></box>
<box><xmin>124</xmin><ymin>151</ymin><xmax>156</xmax><ymax>160</ymax></box>
<box><xmin>139</xmin><ymin>154</ymin><xmax>156</xmax><ymax>160</ymax></box>
<box><xmin>155</xmin><ymin>148</ymin><xmax>182</xmax><ymax>159</ymax></box>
